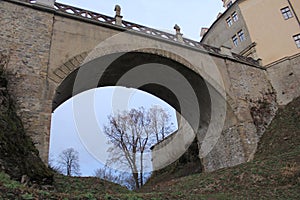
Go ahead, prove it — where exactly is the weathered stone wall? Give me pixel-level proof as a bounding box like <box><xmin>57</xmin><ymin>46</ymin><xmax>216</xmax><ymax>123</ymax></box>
<box><xmin>151</xmin><ymin>57</ymin><xmax>276</xmax><ymax>172</ymax></box>
<box><xmin>201</xmin><ymin>58</ymin><xmax>277</xmax><ymax>171</ymax></box>
<box><xmin>0</xmin><ymin>52</ymin><xmax>53</xmax><ymax>184</ymax></box>
<box><xmin>0</xmin><ymin>1</ymin><xmax>54</xmax><ymax>163</ymax></box>
<box><xmin>266</xmin><ymin>53</ymin><xmax>300</xmax><ymax>106</ymax></box>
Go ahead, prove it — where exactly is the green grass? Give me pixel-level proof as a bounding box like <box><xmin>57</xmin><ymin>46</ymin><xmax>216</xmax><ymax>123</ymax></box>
<box><xmin>0</xmin><ymin>172</ymin><xmax>22</xmax><ymax>189</ymax></box>
<box><xmin>53</xmin><ymin>174</ymin><xmax>129</xmax><ymax>195</ymax></box>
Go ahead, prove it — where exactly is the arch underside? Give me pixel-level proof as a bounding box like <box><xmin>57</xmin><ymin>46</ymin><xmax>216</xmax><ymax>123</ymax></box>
<box><xmin>53</xmin><ymin>52</ymin><xmax>221</xmax><ymax>133</ymax></box>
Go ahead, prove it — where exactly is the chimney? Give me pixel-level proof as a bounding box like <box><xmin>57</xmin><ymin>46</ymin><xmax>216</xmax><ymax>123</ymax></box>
<box><xmin>200</xmin><ymin>28</ymin><xmax>208</xmax><ymax>37</ymax></box>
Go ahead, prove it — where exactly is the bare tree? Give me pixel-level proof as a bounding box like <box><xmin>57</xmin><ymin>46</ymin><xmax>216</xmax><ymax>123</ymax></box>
<box><xmin>148</xmin><ymin>105</ymin><xmax>173</xmax><ymax>143</ymax></box>
<box><xmin>103</xmin><ymin>106</ymin><xmax>173</xmax><ymax>189</ymax></box>
<box><xmin>57</xmin><ymin>148</ymin><xmax>81</xmax><ymax>176</ymax></box>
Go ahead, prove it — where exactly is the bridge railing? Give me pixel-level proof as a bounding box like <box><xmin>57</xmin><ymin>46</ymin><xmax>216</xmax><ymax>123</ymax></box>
<box><xmin>19</xmin><ymin>0</ymin><xmax>204</xmax><ymax>48</ymax></box>
<box><xmin>17</xmin><ymin>0</ymin><xmax>259</xmax><ymax>66</ymax></box>
<box><xmin>54</xmin><ymin>2</ymin><xmax>116</xmax><ymax>24</ymax></box>
<box><xmin>54</xmin><ymin>2</ymin><xmax>186</xmax><ymax>44</ymax></box>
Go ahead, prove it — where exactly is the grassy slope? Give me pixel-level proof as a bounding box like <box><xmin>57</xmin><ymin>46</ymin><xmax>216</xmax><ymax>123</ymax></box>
<box><xmin>0</xmin><ymin>97</ymin><xmax>299</xmax><ymax>199</ymax></box>
<box><xmin>136</xmin><ymin>96</ymin><xmax>300</xmax><ymax>199</ymax></box>
<box><xmin>0</xmin><ymin>173</ymin><xmax>129</xmax><ymax>199</ymax></box>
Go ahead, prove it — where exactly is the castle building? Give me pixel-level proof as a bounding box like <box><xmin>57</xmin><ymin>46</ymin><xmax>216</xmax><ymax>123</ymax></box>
<box><xmin>201</xmin><ymin>0</ymin><xmax>300</xmax><ymax>66</ymax></box>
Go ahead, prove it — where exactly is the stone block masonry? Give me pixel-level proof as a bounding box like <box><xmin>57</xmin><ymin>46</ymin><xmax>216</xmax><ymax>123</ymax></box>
<box><xmin>0</xmin><ymin>0</ymin><xmax>54</xmax><ymax>163</ymax></box>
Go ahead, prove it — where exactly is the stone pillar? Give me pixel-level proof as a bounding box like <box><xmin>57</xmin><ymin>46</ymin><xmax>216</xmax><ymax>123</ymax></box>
<box><xmin>114</xmin><ymin>5</ymin><xmax>123</xmax><ymax>26</ymax></box>
<box><xmin>174</xmin><ymin>24</ymin><xmax>184</xmax><ymax>43</ymax></box>
<box><xmin>36</xmin><ymin>0</ymin><xmax>55</xmax><ymax>8</ymax></box>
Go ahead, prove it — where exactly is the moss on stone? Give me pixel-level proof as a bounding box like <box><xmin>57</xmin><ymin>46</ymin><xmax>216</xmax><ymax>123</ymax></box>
<box><xmin>0</xmin><ymin>54</ymin><xmax>53</xmax><ymax>185</ymax></box>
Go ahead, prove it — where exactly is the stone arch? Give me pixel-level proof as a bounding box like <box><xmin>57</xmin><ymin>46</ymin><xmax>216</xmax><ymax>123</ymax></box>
<box><xmin>49</xmin><ymin>51</ymin><xmax>220</xmax><ymax>171</ymax></box>
<box><xmin>49</xmin><ymin>49</ymin><xmax>239</xmax><ymax>172</ymax></box>
<box><xmin>48</xmin><ymin>48</ymin><xmax>200</xmax><ymax>97</ymax></box>
<box><xmin>50</xmin><ymin>46</ymin><xmax>226</xmax><ymax>100</ymax></box>
<box><xmin>49</xmin><ymin>47</ymin><xmax>217</xmax><ymax>112</ymax></box>
<box><xmin>133</xmin><ymin>48</ymin><xmax>195</xmax><ymax>72</ymax></box>
<box><xmin>48</xmin><ymin>52</ymin><xmax>89</xmax><ymax>84</ymax></box>
<box><xmin>49</xmin><ymin>48</ymin><xmax>196</xmax><ymax>84</ymax></box>
<box><xmin>52</xmin><ymin>51</ymin><xmax>214</xmax><ymax>128</ymax></box>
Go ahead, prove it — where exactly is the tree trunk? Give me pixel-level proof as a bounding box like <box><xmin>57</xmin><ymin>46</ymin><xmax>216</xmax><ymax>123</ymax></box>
<box><xmin>67</xmin><ymin>162</ymin><xmax>71</xmax><ymax>176</ymax></box>
<box><xmin>140</xmin><ymin>152</ymin><xmax>144</xmax><ymax>186</ymax></box>
<box><xmin>133</xmin><ymin>172</ymin><xmax>139</xmax><ymax>189</ymax></box>
<box><xmin>132</xmin><ymin>151</ymin><xmax>140</xmax><ymax>189</ymax></box>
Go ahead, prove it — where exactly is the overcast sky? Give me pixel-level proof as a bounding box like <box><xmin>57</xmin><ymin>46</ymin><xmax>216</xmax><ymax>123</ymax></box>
<box><xmin>57</xmin><ymin>0</ymin><xmax>224</xmax><ymax>41</ymax></box>
<box><xmin>49</xmin><ymin>1</ymin><xmax>224</xmax><ymax>176</ymax></box>
<box><xmin>49</xmin><ymin>87</ymin><xmax>177</xmax><ymax>176</ymax></box>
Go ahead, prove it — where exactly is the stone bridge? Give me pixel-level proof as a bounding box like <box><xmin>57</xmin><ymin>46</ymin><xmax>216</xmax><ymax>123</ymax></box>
<box><xmin>1</xmin><ymin>0</ymin><xmax>278</xmax><ymax>172</ymax></box>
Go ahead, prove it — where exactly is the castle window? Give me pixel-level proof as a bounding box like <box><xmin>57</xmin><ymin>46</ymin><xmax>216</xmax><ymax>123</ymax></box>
<box><xmin>293</xmin><ymin>34</ymin><xmax>300</xmax><ymax>48</ymax></box>
<box><xmin>281</xmin><ymin>7</ymin><xmax>293</xmax><ymax>20</ymax></box>
<box><xmin>232</xmin><ymin>35</ymin><xmax>239</xmax><ymax>47</ymax></box>
<box><xmin>232</xmin><ymin>12</ymin><xmax>238</xmax><ymax>22</ymax></box>
<box><xmin>238</xmin><ymin>30</ymin><xmax>245</xmax><ymax>42</ymax></box>
<box><xmin>226</xmin><ymin>17</ymin><xmax>233</xmax><ymax>27</ymax></box>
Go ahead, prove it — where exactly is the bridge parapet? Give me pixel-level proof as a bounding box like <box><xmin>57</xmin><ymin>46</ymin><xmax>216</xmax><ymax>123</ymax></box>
<box><xmin>15</xmin><ymin>0</ymin><xmax>258</xmax><ymax>66</ymax></box>
<box><xmin>52</xmin><ymin>2</ymin><xmax>194</xmax><ymax>46</ymax></box>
